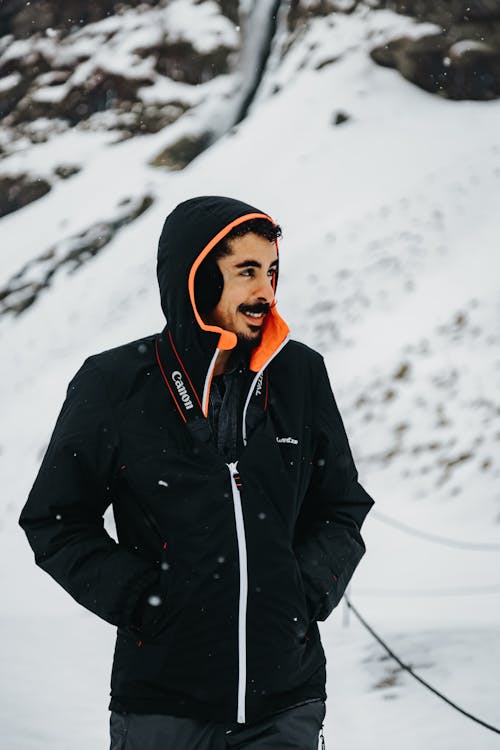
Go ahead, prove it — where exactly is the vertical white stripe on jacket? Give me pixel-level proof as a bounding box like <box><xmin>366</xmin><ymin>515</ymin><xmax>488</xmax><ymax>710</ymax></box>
<box><xmin>227</xmin><ymin>461</ymin><xmax>248</xmax><ymax>723</ymax></box>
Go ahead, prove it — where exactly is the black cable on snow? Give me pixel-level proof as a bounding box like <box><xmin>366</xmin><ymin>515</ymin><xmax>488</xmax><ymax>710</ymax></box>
<box><xmin>371</xmin><ymin>509</ymin><xmax>500</xmax><ymax>551</ymax></box>
<box><xmin>345</xmin><ymin>595</ymin><xmax>500</xmax><ymax>736</ymax></box>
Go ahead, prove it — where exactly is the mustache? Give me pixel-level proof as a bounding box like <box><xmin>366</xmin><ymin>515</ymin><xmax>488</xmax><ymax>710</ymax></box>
<box><xmin>238</xmin><ymin>303</ymin><xmax>271</xmax><ymax>315</ymax></box>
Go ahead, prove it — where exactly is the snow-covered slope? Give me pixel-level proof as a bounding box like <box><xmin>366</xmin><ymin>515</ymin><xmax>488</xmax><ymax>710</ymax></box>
<box><xmin>1</xmin><ymin>4</ymin><xmax>499</xmax><ymax>749</ymax></box>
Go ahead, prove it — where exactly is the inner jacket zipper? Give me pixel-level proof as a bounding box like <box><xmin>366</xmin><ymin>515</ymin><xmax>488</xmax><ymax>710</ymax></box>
<box><xmin>227</xmin><ymin>461</ymin><xmax>248</xmax><ymax>724</ymax></box>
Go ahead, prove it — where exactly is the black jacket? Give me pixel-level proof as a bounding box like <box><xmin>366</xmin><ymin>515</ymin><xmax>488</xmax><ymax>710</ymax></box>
<box><xmin>19</xmin><ymin>196</ymin><xmax>374</xmax><ymax>724</ymax></box>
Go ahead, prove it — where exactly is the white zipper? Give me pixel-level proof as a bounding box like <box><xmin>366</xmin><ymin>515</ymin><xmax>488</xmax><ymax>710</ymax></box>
<box><xmin>202</xmin><ymin>348</ymin><xmax>221</xmax><ymax>416</ymax></box>
<box><xmin>227</xmin><ymin>461</ymin><xmax>248</xmax><ymax>724</ymax></box>
<box><xmin>241</xmin><ymin>334</ymin><xmax>290</xmax><ymax>445</ymax></box>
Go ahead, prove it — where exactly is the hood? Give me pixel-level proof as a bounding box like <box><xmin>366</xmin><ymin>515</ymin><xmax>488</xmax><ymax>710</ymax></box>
<box><xmin>156</xmin><ymin>196</ymin><xmax>289</xmax><ymax>416</ymax></box>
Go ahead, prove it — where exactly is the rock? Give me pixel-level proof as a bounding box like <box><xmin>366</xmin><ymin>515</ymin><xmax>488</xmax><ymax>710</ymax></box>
<box><xmin>333</xmin><ymin>110</ymin><xmax>350</xmax><ymax>125</ymax></box>
<box><xmin>0</xmin><ymin>71</ymin><xmax>31</xmax><ymax>119</ymax></box>
<box><xmin>139</xmin><ymin>39</ymin><xmax>233</xmax><ymax>84</ymax></box>
<box><xmin>0</xmin><ymin>194</ymin><xmax>154</xmax><ymax>317</ymax></box>
<box><xmin>2</xmin><ymin>1</ymin><xmax>145</xmax><ymax>39</ymax></box>
<box><xmin>370</xmin><ymin>2</ymin><xmax>500</xmax><ymax>99</ymax></box>
<box><xmin>0</xmin><ymin>1</ymin><xmax>241</xmax><ymax>156</ymax></box>
<box><xmin>287</xmin><ymin>0</ymin><xmax>363</xmax><ymax>32</ymax></box>
<box><xmin>379</xmin><ymin>1</ymin><xmax>500</xmax><ymax>26</ymax></box>
<box><xmin>53</xmin><ymin>164</ymin><xmax>81</xmax><ymax>179</ymax></box>
<box><xmin>150</xmin><ymin>132</ymin><xmax>212</xmax><ymax>170</ymax></box>
<box><xmin>109</xmin><ymin>102</ymin><xmax>188</xmax><ymax>139</ymax></box>
<box><xmin>0</xmin><ymin>174</ymin><xmax>51</xmax><ymax>218</ymax></box>
<box><xmin>9</xmin><ymin>67</ymin><xmax>154</xmax><ymax>126</ymax></box>
<box><xmin>371</xmin><ymin>25</ymin><xmax>500</xmax><ymax>99</ymax></box>
<box><xmin>0</xmin><ymin>51</ymin><xmax>52</xmax><ymax>119</ymax></box>
<box><xmin>0</xmin><ymin>0</ymin><xmax>26</xmax><ymax>37</ymax></box>
<box><xmin>288</xmin><ymin>0</ymin><xmax>337</xmax><ymax>32</ymax></box>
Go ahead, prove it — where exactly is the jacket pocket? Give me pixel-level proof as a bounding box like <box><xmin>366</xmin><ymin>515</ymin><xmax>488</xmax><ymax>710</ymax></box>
<box><xmin>122</xmin><ymin>555</ymin><xmax>179</xmax><ymax>643</ymax></box>
<box><xmin>293</xmin><ymin>554</ymin><xmax>322</xmax><ymax>624</ymax></box>
<box><xmin>291</xmin><ymin>554</ymin><xmax>315</xmax><ymax>626</ymax></box>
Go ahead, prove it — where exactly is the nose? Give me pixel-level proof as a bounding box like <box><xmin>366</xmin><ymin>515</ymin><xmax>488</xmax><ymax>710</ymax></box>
<box><xmin>252</xmin><ymin>273</ymin><xmax>275</xmax><ymax>303</ymax></box>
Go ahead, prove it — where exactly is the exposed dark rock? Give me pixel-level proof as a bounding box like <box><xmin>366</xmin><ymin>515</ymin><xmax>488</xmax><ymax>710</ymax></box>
<box><xmin>289</xmin><ymin>0</ymin><xmax>334</xmax><ymax>32</ymax></box>
<box><xmin>0</xmin><ymin>70</ymin><xmax>31</xmax><ymax>119</ymax></box>
<box><xmin>379</xmin><ymin>1</ymin><xmax>500</xmax><ymax>26</ymax></box>
<box><xmin>53</xmin><ymin>164</ymin><xmax>81</xmax><ymax>179</ymax></box>
<box><xmin>288</xmin><ymin>0</ymin><xmax>361</xmax><ymax>31</ymax></box>
<box><xmin>333</xmin><ymin>110</ymin><xmax>350</xmax><ymax>124</ymax></box>
<box><xmin>1</xmin><ymin>1</ymin><xmax>152</xmax><ymax>39</ymax></box>
<box><xmin>371</xmin><ymin>27</ymin><xmax>500</xmax><ymax>99</ymax></box>
<box><xmin>12</xmin><ymin>117</ymin><xmax>70</xmax><ymax>146</ymax></box>
<box><xmin>316</xmin><ymin>56</ymin><xmax>341</xmax><ymax>69</ymax></box>
<box><xmin>150</xmin><ymin>132</ymin><xmax>212</xmax><ymax>170</ymax></box>
<box><xmin>139</xmin><ymin>39</ymin><xmax>233</xmax><ymax>84</ymax></box>
<box><xmin>0</xmin><ymin>1</ymin><xmax>240</xmax><ymax>151</ymax></box>
<box><xmin>0</xmin><ymin>194</ymin><xmax>154</xmax><ymax>317</ymax></box>
<box><xmin>9</xmin><ymin>67</ymin><xmax>154</xmax><ymax>126</ymax></box>
<box><xmin>0</xmin><ymin>48</ymin><xmax>52</xmax><ymax>80</ymax></box>
<box><xmin>370</xmin><ymin>1</ymin><xmax>500</xmax><ymax>99</ymax></box>
<box><xmin>217</xmin><ymin>0</ymin><xmax>240</xmax><ymax>24</ymax></box>
<box><xmin>394</xmin><ymin>362</ymin><xmax>411</xmax><ymax>380</ymax></box>
<box><xmin>0</xmin><ymin>175</ymin><xmax>51</xmax><ymax>218</ymax></box>
<box><xmin>0</xmin><ymin>50</ymin><xmax>53</xmax><ymax>119</ymax></box>
<box><xmin>0</xmin><ymin>0</ymin><xmax>26</xmax><ymax>37</ymax></box>
<box><xmin>1</xmin><ymin>0</ymin><xmax>241</xmax><ymax>38</ymax></box>
<box><xmin>105</xmin><ymin>101</ymin><xmax>188</xmax><ymax>139</ymax></box>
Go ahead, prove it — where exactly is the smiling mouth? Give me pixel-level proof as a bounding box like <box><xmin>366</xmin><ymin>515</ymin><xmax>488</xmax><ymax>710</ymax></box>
<box><xmin>241</xmin><ymin>311</ymin><xmax>266</xmax><ymax>325</ymax></box>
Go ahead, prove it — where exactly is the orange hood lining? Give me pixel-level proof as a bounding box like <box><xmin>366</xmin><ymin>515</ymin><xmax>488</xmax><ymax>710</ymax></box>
<box><xmin>187</xmin><ymin>213</ymin><xmax>290</xmax><ymax>372</ymax></box>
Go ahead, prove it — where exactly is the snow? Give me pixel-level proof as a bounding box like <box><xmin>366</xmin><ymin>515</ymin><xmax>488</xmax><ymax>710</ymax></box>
<box><xmin>1</xmin><ymin>4</ymin><xmax>499</xmax><ymax>749</ymax></box>
<box><xmin>0</xmin><ymin>72</ymin><xmax>21</xmax><ymax>92</ymax></box>
<box><xmin>1</xmin><ymin>38</ymin><xmax>34</xmax><ymax>62</ymax></box>
<box><xmin>163</xmin><ymin>0</ymin><xmax>239</xmax><ymax>54</ymax></box>
<box><xmin>31</xmin><ymin>83</ymin><xmax>70</xmax><ymax>104</ymax></box>
<box><xmin>449</xmin><ymin>39</ymin><xmax>493</xmax><ymax>57</ymax></box>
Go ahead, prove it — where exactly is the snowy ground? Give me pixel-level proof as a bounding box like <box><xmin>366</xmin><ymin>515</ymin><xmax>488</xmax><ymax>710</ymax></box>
<box><xmin>1</xmin><ymin>5</ymin><xmax>499</xmax><ymax>749</ymax></box>
<box><xmin>2</xmin><ymin>612</ymin><xmax>499</xmax><ymax>750</ymax></box>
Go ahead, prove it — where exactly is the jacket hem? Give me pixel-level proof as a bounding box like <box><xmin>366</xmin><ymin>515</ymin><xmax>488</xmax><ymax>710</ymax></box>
<box><xmin>109</xmin><ymin>684</ymin><xmax>326</xmax><ymax>725</ymax></box>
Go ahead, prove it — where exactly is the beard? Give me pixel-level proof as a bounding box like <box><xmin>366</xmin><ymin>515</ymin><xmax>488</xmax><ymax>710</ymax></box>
<box><xmin>234</xmin><ymin>327</ymin><xmax>263</xmax><ymax>355</ymax></box>
<box><xmin>235</xmin><ymin>303</ymin><xmax>269</xmax><ymax>354</ymax></box>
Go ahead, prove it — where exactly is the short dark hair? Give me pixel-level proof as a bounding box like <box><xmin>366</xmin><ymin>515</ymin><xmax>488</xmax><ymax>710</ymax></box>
<box><xmin>194</xmin><ymin>218</ymin><xmax>282</xmax><ymax>314</ymax></box>
<box><xmin>212</xmin><ymin>218</ymin><xmax>282</xmax><ymax>260</ymax></box>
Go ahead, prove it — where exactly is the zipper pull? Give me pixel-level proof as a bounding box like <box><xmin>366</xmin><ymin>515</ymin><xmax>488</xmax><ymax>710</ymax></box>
<box><xmin>319</xmin><ymin>725</ymin><xmax>325</xmax><ymax>749</ymax></box>
<box><xmin>227</xmin><ymin>462</ymin><xmax>242</xmax><ymax>489</ymax></box>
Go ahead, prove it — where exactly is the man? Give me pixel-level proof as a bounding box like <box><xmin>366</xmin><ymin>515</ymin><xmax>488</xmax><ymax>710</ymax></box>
<box><xmin>20</xmin><ymin>196</ymin><xmax>374</xmax><ymax>749</ymax></box>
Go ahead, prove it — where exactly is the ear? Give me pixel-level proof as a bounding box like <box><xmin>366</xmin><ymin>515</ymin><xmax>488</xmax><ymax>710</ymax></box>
<box><xmin>194</xmin><ymin>255</ymin><xmax>224</xmax><ymax>315</ymax></box>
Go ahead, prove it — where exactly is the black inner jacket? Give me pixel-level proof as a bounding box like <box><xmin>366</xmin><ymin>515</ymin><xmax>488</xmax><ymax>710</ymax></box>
<box><xmin>19</xmin><ymin>195</ymin><xmax>375</xmax><ymax>725</ymax></box>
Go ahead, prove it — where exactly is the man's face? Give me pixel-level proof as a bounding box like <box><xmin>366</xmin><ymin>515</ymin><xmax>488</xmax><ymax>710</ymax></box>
<box><xmin>203</xmin><ymin>232</ymin><xmax>278</xmax><ymax>348</ymax></box>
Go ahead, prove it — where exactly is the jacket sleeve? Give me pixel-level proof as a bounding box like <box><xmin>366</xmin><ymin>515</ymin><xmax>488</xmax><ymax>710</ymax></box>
<box><xmin>19</xmin><ymin>359</ymin><xmax>159</xmax><ymax>628</ymax></box>
<box><xmin>294</xmin><ymin>356</ymin><xmax>374</xmax><ymax>622</ymax></box>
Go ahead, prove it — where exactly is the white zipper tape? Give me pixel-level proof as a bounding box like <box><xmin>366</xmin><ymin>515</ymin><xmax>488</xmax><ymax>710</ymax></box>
<box><xmin>241</xmin><ymin>334</ymin><xmax>290</xmax><ymax>445</ymax></box>
<box><xmin>227</xmin><ymin>461</ymin><xmax>248</xmax><ymax>724</ymax></box>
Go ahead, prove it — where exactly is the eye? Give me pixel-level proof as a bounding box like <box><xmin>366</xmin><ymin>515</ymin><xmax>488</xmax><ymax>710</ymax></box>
<box><xmin>240</xmin><ymin>268</ymin><xmax>255</xmax><ymax>277</ymax></box>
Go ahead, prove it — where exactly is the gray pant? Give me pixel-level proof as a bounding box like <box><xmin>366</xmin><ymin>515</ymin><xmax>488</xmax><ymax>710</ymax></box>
<box><xmin>110</xmin><ymin>701</ymin><xmax>326</xmax><ymax>749</ymax></box>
